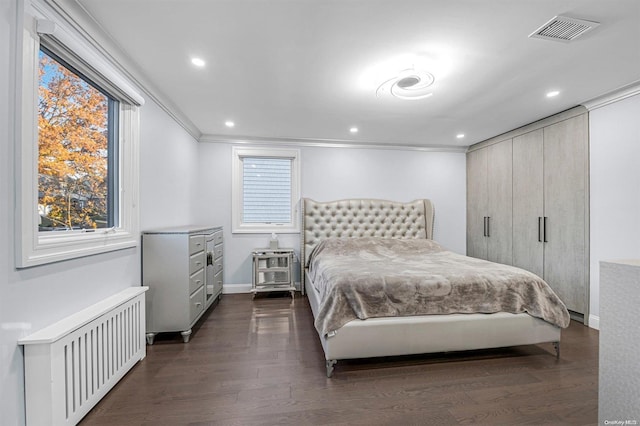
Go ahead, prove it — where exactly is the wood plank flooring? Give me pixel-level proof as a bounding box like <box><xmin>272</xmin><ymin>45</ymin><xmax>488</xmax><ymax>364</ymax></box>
<box><xmin>81</xmin><ymin>294</ymin><xmax>598</xmax><ymax>425</ymax></box>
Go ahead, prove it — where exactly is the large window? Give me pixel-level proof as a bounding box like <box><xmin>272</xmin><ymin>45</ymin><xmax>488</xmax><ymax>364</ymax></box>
<box><xmin>16</xmin><ymin>8</ymin><xmax>143</xmax><ymax>268</ymax></box>
<box><xmin>38</xmin><ymin>47</ymin><xmax>117</xmax><ymax>232</ymax></box>
<box><xmin>232</xmin><ymin>147</ymin><xmax>300</xmax><ymax>233</ymax></box>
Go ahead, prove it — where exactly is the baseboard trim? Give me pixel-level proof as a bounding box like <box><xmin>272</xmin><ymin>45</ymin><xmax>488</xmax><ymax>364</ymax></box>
<box><xmin>588</xmin><ymin>314</ymin><xmax>600</xmax><ymax>330</ymax></box>
<box><xmin>222</xmin><ymin>283</ymin><xmax>252</xmax><ymax>294</ymax></box>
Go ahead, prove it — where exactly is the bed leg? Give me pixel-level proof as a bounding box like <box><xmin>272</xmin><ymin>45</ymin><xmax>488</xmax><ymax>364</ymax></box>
<box><xmin>326</xmin><ymin>360</ymin><xmax>337</xmax><ymax>378</ymax></box>
<box><xmin>552</xmin><ymin>341</ymin><xmax>560</xmax><ymax>359</ymax></box>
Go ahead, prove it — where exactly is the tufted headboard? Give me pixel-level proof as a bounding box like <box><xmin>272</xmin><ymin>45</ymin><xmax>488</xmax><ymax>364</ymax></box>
<box><xmin>301</xmin><ymin>198</ymin><xmax>434</xmax><ymax>269</ymax></box>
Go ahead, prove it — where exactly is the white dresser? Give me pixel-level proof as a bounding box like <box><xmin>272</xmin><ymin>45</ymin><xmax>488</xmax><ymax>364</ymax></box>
<box><xmin>142</xmin><ymin>225</ymin><xmax>223</xmax><ymax>344</ymax></box>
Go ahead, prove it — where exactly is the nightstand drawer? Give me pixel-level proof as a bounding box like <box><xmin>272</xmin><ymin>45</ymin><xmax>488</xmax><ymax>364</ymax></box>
<box><xmin>257</xmin><ymin>270</ymin><xmax>290</xmax><ymax>285</ymax></box>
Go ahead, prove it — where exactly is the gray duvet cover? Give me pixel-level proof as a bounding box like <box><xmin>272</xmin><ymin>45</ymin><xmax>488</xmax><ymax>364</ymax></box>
<box><xmin>307</xmin><ymin>237</ymin><xmax>570</xmax><ymax>336</ymax></box>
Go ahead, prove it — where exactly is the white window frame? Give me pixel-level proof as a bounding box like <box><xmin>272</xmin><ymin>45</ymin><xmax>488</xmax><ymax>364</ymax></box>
<box><xmin>232</xmin><ymin>146</ymin><xmax>300</xmax><ymax>234</ymax></box>
<box><xmin>15</xmin><ymin>2</ymin><xmax>143</xmax><ymax>268</ymax></box>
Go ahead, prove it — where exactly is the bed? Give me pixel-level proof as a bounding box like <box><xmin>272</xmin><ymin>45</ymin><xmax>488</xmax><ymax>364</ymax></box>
<box><xmin>300</xmin><ymin>198</ymin><xmax>570</xmax><ymax>377</ymax></box>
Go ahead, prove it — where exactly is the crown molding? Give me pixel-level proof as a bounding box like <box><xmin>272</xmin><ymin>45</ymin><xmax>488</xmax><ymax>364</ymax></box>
<box><xmin>467</xmin><ymin>105</ymin><xmax>587</xmax><ymax>153</ymax></box>
<box><xmin>582</xmin><ymin>81</ymin><xmax>640</xmax><ymax>111</ymax></box>
<box><xmin>31</xmin><ymin>1</ymin><xmax>466</xmax><ymax>154</ymax></box>
<box><xmin>43</xmin><ymin>0</ymin><xmax>202</xmax><ymax>140</ymax></box>
<box><xmin>199</xmin><ymin>133</ymin><xmax>468</xmax><ymax>153</ymax></box>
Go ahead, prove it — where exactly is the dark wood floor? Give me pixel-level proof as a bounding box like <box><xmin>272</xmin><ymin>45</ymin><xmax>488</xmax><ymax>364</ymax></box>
<box><xmin>81</xmin><ymin>293</ymin><xmax>599</xmax><ymax>425</ymax></box>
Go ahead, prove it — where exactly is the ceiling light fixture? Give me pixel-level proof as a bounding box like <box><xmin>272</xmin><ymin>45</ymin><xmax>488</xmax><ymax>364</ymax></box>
<box><xmin>376</xmin><ymin>67</ymin><xmax>435</xmax><ymax>100</ymax></box>
<box><xmin>225</xmin><ymin>121</ymin><xmax>235</xmax><ymax>128</ymax></box>
<box><xmin>191</xmin><ymin>57</ymin><xmax>206</xmax><ymax>67</ymax></box>
<box><xmin>456</xmin><ymin>133</ymin><xmax>465</xmax><ymax>139</ymax></box>
<box><xmin>349</xmin><ymin>127</ymin><xmax>358</xmax><ymax>133</ymax></box>
<box><xmin>546</xmin><ymin>90</ymin><xmax>560</xmax><ymax>98</ymax></box>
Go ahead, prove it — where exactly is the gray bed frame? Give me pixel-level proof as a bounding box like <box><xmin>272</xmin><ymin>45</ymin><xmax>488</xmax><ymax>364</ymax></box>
<box><xmin>301</xmin><ymin>198</ymin><xmax>561</xmax><ymax>377</ymax></box>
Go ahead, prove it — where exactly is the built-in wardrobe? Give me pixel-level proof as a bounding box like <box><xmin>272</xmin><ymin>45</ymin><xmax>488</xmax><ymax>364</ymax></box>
<box><xmin>466</xmin><ymin>106</ymin><xmax>589</xmax><ymax>323</ymax></box>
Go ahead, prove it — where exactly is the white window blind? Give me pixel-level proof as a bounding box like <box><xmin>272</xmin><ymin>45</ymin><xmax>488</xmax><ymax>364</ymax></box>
<box><xmin>242</xmin><ymin>157</ymin><xmax>292</xmax><ymax>223</ymax></box>
<box><xmin>232</xmin><ymin>146</ymin><xmax>299</xmax><ymax>233</ymax></box>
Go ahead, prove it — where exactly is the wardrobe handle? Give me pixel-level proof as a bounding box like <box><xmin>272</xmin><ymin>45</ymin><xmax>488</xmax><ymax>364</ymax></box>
<box><xmin>483</xmin><ymin>216</ymin><xmax>487</xmax><ymax>237</ymax></box>
<box><xmin>543</xmin><ymin>217</ymin><xmax>548</xmax><ymax>243</ymax></box>
<box><xmin>486</xmin><ymin>217</ymin><xmax>490</xmax><ymax>237</ymax></box>
<box><xmin>538</xmin><ymin>217</ymin><xmax>542</xmax><ymax>242</ymax></box>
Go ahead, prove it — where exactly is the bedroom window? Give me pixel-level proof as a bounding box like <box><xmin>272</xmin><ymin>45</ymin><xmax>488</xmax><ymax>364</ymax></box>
<box><xmin>232</xmin><ymin>147</ymin><xmax>300</xmax><ymax>233</ymax></box>
<box><xmin>37</xmin><ymin>47</ymin><xmax>117</xmax><ymax>232</ymax></box>
<box><xmin>16</xmin><ymin>12</ymin><xmax>143</xmax><ymax>267</ymax></box>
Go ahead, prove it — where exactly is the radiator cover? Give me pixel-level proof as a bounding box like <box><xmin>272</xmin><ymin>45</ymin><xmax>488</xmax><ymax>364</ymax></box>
<box><xmin>19</xmin><ymin>287</ymin><xmax>148</xmax><ymax>425</ymax></box>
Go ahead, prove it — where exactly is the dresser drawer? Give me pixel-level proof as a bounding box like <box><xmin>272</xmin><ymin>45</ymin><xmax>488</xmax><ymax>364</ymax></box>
<box><xmin>213</xmin><ymin>257</ymin><xmax>223</xmax><ymax>276</ymax></box>
<box><xmin>214</xmin><ymin>270</ymin><xmax>223</xmax><ymax>294</ymax></box>
<box><xmin>189</xmin><ymin>235</ymin><xmax>205</xmax><ymax>255</ymax></box>
<box><xmin>189</xmin><ymin>251</ymin><xmax>206</xmax><ymax>275</ymax></box>
<box><xmin>213</xmin><ymin>230</ymin><xmax>223</xmax><ymax>245</ymax></box>
<box><xmin>214</xmin><ymin>244</ymin><xmax>223</xmax><ymax>260</ymax></box>
<box><xmin>189</xmin><ymin>268</ymin><xmax>204</xmax><ymax>295</ymax></box>
<box><xmin>189</xmin><ymin>286</ymin><xmax>205</xmax><ymax>324</ymax></box>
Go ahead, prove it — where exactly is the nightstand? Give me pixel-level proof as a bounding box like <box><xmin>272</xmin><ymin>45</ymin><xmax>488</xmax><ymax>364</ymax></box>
<box><xmin>251</xmin><ymin>248</ymin><xmax>295</xmax><ymax>298</ymax></box>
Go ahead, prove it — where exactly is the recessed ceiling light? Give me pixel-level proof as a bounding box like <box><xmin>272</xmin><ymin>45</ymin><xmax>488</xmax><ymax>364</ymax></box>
<box><xmin>349</xmin><ymin>127</ymin><xmax>358</xmax><ymax>133</ymax></box>
<box><xmin>456</xmin><ymin>133</ymin><xmax>465</xmax><ymax>139</ymax></box>
<box><xmin>225</xmin><ymin>121</ymin><xmax>235</xmax><ymax>128</ymax></box>
<box><xmin>191</xmin><ymin>57</ymin><xmax>206</xmax><ymax>67</ymax></box>
<box><xmin>546</xmin><ymin>90</ymin><xmax>560</xmax><ymax>98</ymax></box>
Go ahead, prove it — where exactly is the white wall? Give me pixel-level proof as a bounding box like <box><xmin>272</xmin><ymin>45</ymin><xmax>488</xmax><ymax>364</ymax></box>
<box><xmin>139</xmin><ymin>100</ymin><xmax>200</xmax><ymax>229</ymax></box>
<box><xmin>197</xmin><ymin>143</ymin><xmax>467</xmax><ymax>288</ymax></box>
<box><xmin>0</xmin><ymin>3</ymin><xmax>200</xmax><ymax>423</ymax></box>
<box><xmin>588</xmin><ymin>93</ymin><xmax>640</xmax><ymax>329</ymax></box>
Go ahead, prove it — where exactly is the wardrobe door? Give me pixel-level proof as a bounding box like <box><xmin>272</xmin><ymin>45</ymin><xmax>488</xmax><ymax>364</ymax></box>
<box><xmin>486</xmin><ymin>140</ymin><xmax>513</xmax><ymax>264</ymax></box>
<box><xmin>512</xmin><ymin>130</ymin><xmax>544</xmax><ymax>277</ymax></box>
<box><xmin>543</xmin><ymin>114</ymin><xmax>588</xmax><ymax>314</ymax></box>
<box><xmin>466</xmin><ymin>147</ymin><xmax>488</xmax><ymax>259</ymax></box>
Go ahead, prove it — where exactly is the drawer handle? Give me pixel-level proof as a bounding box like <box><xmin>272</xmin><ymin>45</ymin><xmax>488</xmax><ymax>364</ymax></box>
<box><xmin>195</xmin><ymin>261</ymin><xmax>202</xmax><ymax>266</ymax></box>
<box><xmin>195</xmin><ymin>302</ymin><xmax>202</xmax><ymax>307</ymax></box>
<box><xmin>195</xmin><ymin>280</ymin><xmax>202</xmax><ymax>284</ymax></box>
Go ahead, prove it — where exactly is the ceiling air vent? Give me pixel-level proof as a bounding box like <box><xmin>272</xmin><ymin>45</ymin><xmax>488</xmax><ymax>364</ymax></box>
<box><xmin>529</xmin><ymin>15</ymin><xmax>600</xmax><ymax>42</ymax></box>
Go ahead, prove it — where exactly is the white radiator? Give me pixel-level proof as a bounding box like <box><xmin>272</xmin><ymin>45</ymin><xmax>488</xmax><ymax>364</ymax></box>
<box><xmin>19</xmin><ymin>287</ymin><xmax>148</xmax><ymax>426</ymax></box>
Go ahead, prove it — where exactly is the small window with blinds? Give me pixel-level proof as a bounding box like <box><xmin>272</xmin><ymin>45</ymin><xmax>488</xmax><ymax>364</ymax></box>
<box><xmin>243</xmin><ymin>157</ymin><xmax>292</xmax><ymax>224</ymax></box>
<box><xmin>232</xmin><ymin>147</ymin><xmax>300</xmax><ymax>233</ymax></box>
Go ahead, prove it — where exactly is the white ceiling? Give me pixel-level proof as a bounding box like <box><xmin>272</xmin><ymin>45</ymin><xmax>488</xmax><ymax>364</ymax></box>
<box><xmin>74</xmin><ymin>0</ymin><xmax>640</xmax><ymax>149</ymax></box>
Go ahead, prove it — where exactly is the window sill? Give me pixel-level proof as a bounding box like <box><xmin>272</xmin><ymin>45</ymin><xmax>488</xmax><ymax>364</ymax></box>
<box><xmin>232</xmin><ymin>225</ymin><xmax>300</xmax><ymax>235</ymax></box>
<box><xmin>17</xmin><ymin>230</ymin><xmax>138</xmax><ymax>268</ymax></box>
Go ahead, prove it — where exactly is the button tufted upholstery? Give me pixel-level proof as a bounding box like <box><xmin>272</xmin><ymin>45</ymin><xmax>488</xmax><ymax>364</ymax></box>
<box><xmin>302</xmin><ymin>198</ymin><xmax>434</xmax><ymax>267</ymax></box>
